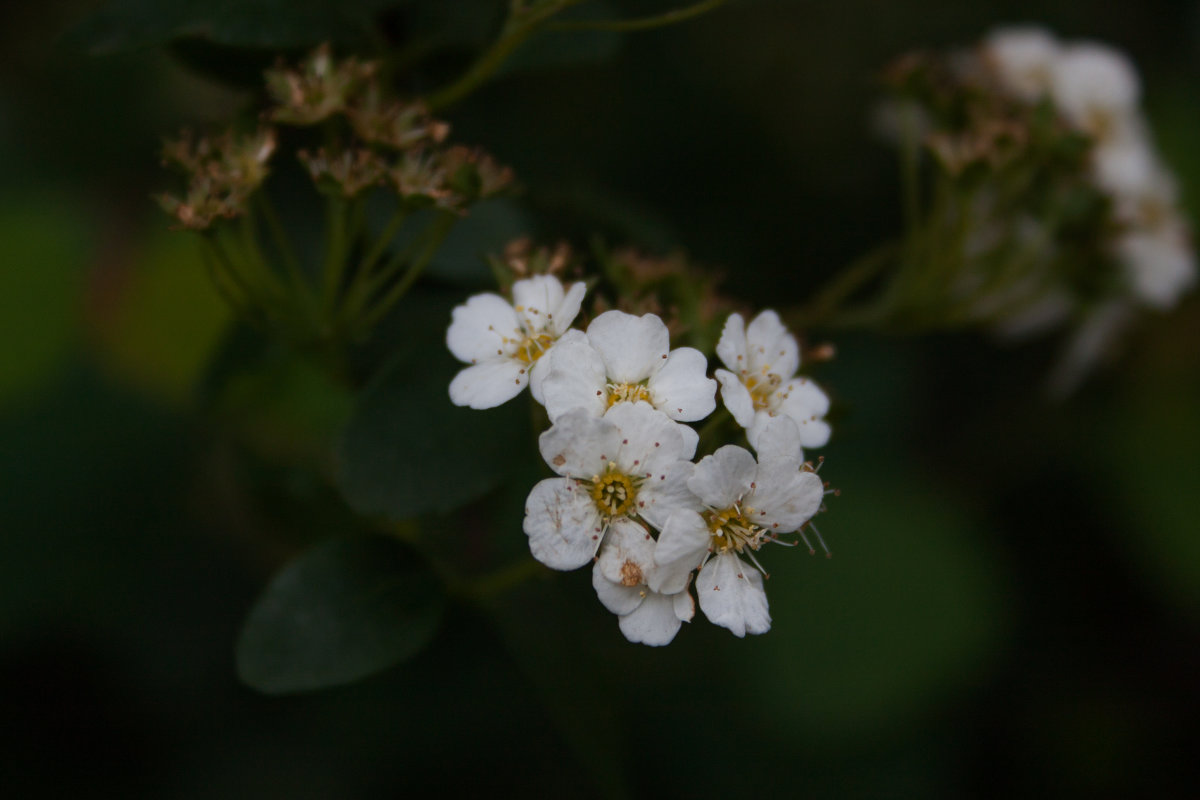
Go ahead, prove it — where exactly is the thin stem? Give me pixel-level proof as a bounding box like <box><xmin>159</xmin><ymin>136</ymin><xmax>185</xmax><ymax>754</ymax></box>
<box><xmin>321</xmin><ymin>194</ymin><xmax>347</xmax><ymax>320</ymax></box>
<box><xmin>796</xmin><ymin>242</ymin><xmax>899</xmax><ymax>328</ymax></box>
<box><xmin>358</xmin><ymin>207</ymin><xmax>410</xmax><ymax>280</ymax></box>
<box><xmin>464</xmin><ymin>558</ymin><xmax>549</xmax><ymax>602</ymax></box>
<box><xmin>548</xmin><ymin>0</ymin><xmax>727</xmax><ymax>32</ymax></box>
<box><xmin>359</xmin><ymin>211</ymin><xmax>459</xmax><ymax>331</ymax></box>
<box><xmin>427</xmin><ymin>0</ymin><xmax>585</xmax><ymax>110</ymax></box>
<box><xmin>255</xmin><ymin>192</ymin><xmax>308</xmax><ymax>299</ymax></box>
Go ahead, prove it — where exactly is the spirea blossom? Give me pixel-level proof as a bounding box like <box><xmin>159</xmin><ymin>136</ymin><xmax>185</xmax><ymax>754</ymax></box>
<box><xmin>446</xmin><ymin>275</ymin><xmax>586</xmax><ymax>409</ymax></box>
<box><xmin>714</xmin><ymin>310</ymin><xmax>830</xmax><ymax>457</ymax></box>
<box><xmin>651</xmin><ymin>419</ymin><xmax>825</xmax><ymax>637</ymax></box>
<box><xmin>523</xmin><ymin>402</ymin><xmax>699</xmax><ymax>571</ymax></box>
<box><xmin>541</xmin><ymin>310</ymin><xmax>717</xmax><ymax>423</ymax></box>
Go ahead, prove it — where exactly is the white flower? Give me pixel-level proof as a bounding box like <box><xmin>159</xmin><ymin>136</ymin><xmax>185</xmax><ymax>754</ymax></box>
<box><xmin>590</xmin><ymin>527</ymin><xmax>695</xmax><ymax>646</ymax></box>
<box><xmin>1050</xmin><ymin>42</ymin><xmax>1140</xmax><ymax>142</ymax></box>
<box><xmin>1115</xmin><ymin>223</ymin><xmax>1196</xmax><ymax>310</ymax></box>
<box><xmin>650</xmin><ymin>419</ymin><xmax>825</xmax><ymax>638</ymax></box>
<box><xmin>523</xmin><ymin>402</ymin><xmax>699</xmax><ymax>571</ymax></box>
<box><xmin>446</xmin><ymin>274</ymin><xmax>586</xmax><ymax>409</ymax></box>
<box><xmin>714</xmin><ymin>310</ymin><xmax>830</xmax><ymax>457</ymax></box>
<box><xmin>982</xmin><ymin>26</ymin><xmax>1061</xmax><ymax>102</ymax></box>
<box><xmin>541</xmin><ymin>310</ymin><xmax>717</xmax><ymax>424</ymax></box>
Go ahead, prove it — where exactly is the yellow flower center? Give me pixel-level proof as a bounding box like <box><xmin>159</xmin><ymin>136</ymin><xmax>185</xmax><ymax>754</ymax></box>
<box><xmin>705</xmin><ymin>504</ymin><xmax>764</xmax><ymax>553</ymax></box>
<box><xmin>587</xmin><ymin>463</ymin><xmax>639</xmax><ymax>518</ymax></box>
<box><xmin>512</xmin><ymin>331</ymin><xmax>555</xmax><ymax>365</ymax></box>
<box><xmin>606</xmin><ymin>382</ymin><xmax>653</xmax><ymax>408</ymax></box>
<box><xmin>743</xmin><ymin>370</ymin><xmax>782</xmax><ymax>411</ymax></box>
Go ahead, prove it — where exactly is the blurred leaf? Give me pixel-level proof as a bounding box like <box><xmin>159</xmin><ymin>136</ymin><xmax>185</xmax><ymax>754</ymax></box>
<box><xmin>335</xmin><ymin>334</ymin><xmax>530</xmax><ymax>519</ymax></box>
<box><xmin>746</xmin><ymin>460</ymin><xmax>1010</xmax><ymax>744</ymax></box>
<box><xmin>70</xmin><ymin>0</ymin><xmax>400</xmax><ymax>53</ymax></box>
<box><xmin>0</xmin><ymin>196</ymin><xmax>86</xmax><ymax>410</ymax></box>
<box><xmin>236</xmin><ymin>534</ymin><xmax>444</xmax><ymax>694</ymax></box>
<box><xmin>90</xmin><ymin>228</ymin><xmax>230</xmax><ymax>405</ymax></box>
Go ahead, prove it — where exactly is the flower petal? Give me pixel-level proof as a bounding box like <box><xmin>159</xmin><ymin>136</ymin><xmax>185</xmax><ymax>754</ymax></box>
<box><xmin>749</xmin><ymin>415</ymin><xmax>804</xmax><ymax>464</ymax></box>
<box><xmin>587</xmin><ymin>311</ymin><xmax>670</xmax><ymax>384</ymax></box>
<box><xmin>604</xmin><ymin>401</ymin><xmax>694</xmax><ymax>472</ymax></box>
<box><xmin>776</xmin><ymin>377</ymin><xmax>831</xmax><ymax>448</ymax></box>
<box><xmin>448</xmin><ymin>359</ymin><xmax>528</xmax><ymax>409</ymax></box>
<box><xmin>715</xmin><ymin>312</ymin><xmax>746</xmax><ymax>372</ymax></box>
<box><xmin>618</xmin><ymin>591</ymin><xmax>683</xmax><ymax>646</ymax></box>
<box><xmin>688</xmin><ymin>445</ymin><xmax>756</xmax><ymax>509</ymax></box>
<box><xmin>672</xmin><ymin>589</ymin><xmax>695</xmax><ymax>622</ymax></box>
<box><xmin>637</xmin><ymin>460</ymin><xmax>699</xmax><ymax>531</ymax></box>
<box><xmin>595</xmin><ymin>517</ymin><xmax>657</xmax><ymax>586</ymax></box>
<box><xmin>541</xmin><ymin>330</ymin><xmax>608</xmax><ymax>422</ymax></box>
<box><xmin>745</xmin><ymin>310</ymin><xmax>799</xmax><ymax>378</ymax></box>
<box><xmin>752</xmin><ymin>467</ymin><xmax>824</xmax><ymax>532</ymax></box>
<box><xmin>446</xmin><ymin>293</ymin><xmax>520</xmax><ymax>364</ymax></box>
<box><xmin>512</xmin><ymin>274</ymin><xmax>565</xmax><ymax>329</ymax></box>
<box><xmin>551</xmin><ymin>281</ymin><xmax>588</xmax><ymax>336</ymax></box>
<box><xmin>648</xmin><ymin>347</ymin><xmax>717</xmax><ymax>422</ymax></box>
<box><xmin>591</xmin><ymin>561</ymin><xmax>645</xmax><ymax>616</ymax></box>
<box><xmin>715</xmin><ymin>369</ymin><xmax>756</xmax><ymax>429</ymax></box>
<box><xmin>649</xmin><ymin>509</ymin><xmax>710</xmax><ymax>595</ymax></box>
<box><xmin>696</xmin><ymin>553</ymin><xmax>771</xmax><ymax>637</ymax></box>
<box><xmin>523</xmin><ymin>478</ymin><xmax>604</xmax><ymax>570</ymax></box>
<box><xmin>539</xmin><ymin>408</ymin><xmax>622</xmax><ymax>478</ymax></box>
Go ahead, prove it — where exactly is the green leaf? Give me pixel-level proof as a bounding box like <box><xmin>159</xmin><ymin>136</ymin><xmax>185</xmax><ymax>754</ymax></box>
<box><xmin>335</xmin><ymin>336</ymin><xmax>531</xmax><ymax>519</ymax></box>
<box><xmin>70</xmin><ymin>0</ymin><xmax>400</xmax><ymax>53</ymax></box>
<box><xmin>236</xmin><ymin>534</ymin><xmax>444</xmax><ymax>694</ymax></box>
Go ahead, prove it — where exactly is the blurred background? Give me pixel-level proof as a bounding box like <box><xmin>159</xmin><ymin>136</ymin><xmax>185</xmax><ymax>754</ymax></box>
<box><xmin>1</xmin><ymin>0</ymin><xmax>1197</xmax><ymax>796</ymax></box>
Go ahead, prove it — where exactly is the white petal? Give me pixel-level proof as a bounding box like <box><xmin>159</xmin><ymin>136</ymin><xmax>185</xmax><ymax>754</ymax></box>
<box><xmin>551</xmin><ymin>281</ymin><xmax>587</xmax><ymax>336</ymax></box>
<box><xmin>541</xmin><ymin>331</ymin><xmax>608</xmax><ymax>421</ymax></box>
<box><xmin>512</xmin><ymin>275</ymin><xmax>565</xmax><ymax>328</ymax></box>
<box><xmin>603</xmin><ymin>402</ymin><xmax>694</xmax><ymax>473</ymax></box>
<box><xmin>637</xmin><ymin>459</ymin><xmax>699</xmax><ymax>531</ymax></box>
<box><xmin>676</xmin><ymin>422</ymin><xmax>699</xmax><ymax>460</ymax></box>
<box><xmin>715</xmin><ymin>312</ymin><xmax>746</xmax><ymax>372</ymax></box>
<box><xmin>649</xmin><ymin>509</ymin><xmax>710</xmax><ymax>595</ymax></box>
<box><xmin>523</xmin><ymin>478</ymin><xmax>604</xmax><ymax>570</ymax></box>
<box><xmin>715</xmin><ymin>369</ymin><xmax>756</xmax><ymax>429</ymax></box>
<box><xmin>539</xmin><ymin>408</ymin><xmax>622</xmax><ymax>478</ymax></box>
<box><xmin>591</xmin><ymin>561</ymin><xmax>645</xmax><ymax>616</ymax></box>
<box><xmin>982</xmin><ymin>26</ymin><xmax>1060</xmax><ymax>102</ymax></box>
<box><xmin>595</xmin><ymin>517</ymin><xmax>657</xmax><ymax>586</ymax></box>
<box><xmin>745</xmin><ymin>310</ymin><xmax>799</xmax><ymax>378</ymax></box>
<box><xmin>776</xmin><ymin>377</ymin><xmax>831</xmax><ymax>448</ymax></box>
<box><xmin>648</xmin><ymin>347</ymin><xmax>717</xmax><ymax>422</ymax></box>
<box><xmin>446</xmin><ymin>293</ymin><xmax>520</xmax><ymax>364</ymax></box>
<box><xmin>448</xmin><ymin>359</ymin><xmax>528</xmax><ymax>409</ymax></box>
<box><xmin>696</xmin><ymin>553</ymin><xmax>771</xmax><ymax>638</ymax></box>
<box><xmin>688</xmin><ymin>445</ymin><xmax>756</xmax><ymax>508</ymax></box>
<box><xmin>749</xmin><ymin>415</ymin><xmax>804</xmax><ymax>464</ymax></box>
<box><xmin>751</xmin><ymin>466</ymin><xmax>824</xmax><ymax>532</ymax></box>
<box><xmin>528</xmin><ymin>349</ymin><xmax>552</xmax><ymax>405</ymax></box>
<box><xmin>618</xmin><ymin>591</ymin><xmax>683</xmax><ymax>646</ymax></box>
<box><xmin>672</xmin><ymin>589</ymin><xmax>695</xmax><ymax>622</ymax></box>
<box><xmin>1050</xmin><ymin>43</ymin><xmax>1141</xmax><ymax>139</ymax></box>
<box><xmin>586</xmin><ymin>311</ymin><xmax>670</xmax><ymax>384</ymax></box>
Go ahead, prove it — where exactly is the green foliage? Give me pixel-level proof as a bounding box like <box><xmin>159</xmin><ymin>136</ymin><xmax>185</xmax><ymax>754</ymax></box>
<box><xmin>71</xmin><ymin>0</ymin><xmax>401</xmax><ymax>52</ymax></box>
<box><xmin>236</xmin><ymin>534</ymin><xmax>445</xmax><ymax>693</ymax></box>
<box><xmin>335</xmin><ymin>328</ymin><xmax>532</xmax><ymax>519</ymax></box>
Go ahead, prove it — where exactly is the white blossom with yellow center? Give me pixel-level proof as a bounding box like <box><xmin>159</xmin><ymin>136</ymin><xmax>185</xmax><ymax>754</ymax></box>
<box><xmin>713</xmin><ymin>310</ymin><xmax>830</xmax><ymax>458</ymax></box>
<box><xmin>541</xmin><ymin>310</ymin><xmax>717</xmax><ymax>425</ymax></box>
<box><xmin>523</xmin><ymin>403</ymin><xmax>699</xmax><ymax>572</ymax></box>
<box><xmin>446</xmin><ymin>274</ymin><xmax>586</xmax><ymax>409</ymax></box>
<box><xmin>651</xmin><ymin>418</ymin><xmax>824</xmax><ymax>638</ymax></box>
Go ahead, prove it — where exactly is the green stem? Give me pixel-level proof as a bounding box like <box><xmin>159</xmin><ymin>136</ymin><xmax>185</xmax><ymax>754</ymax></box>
<box><xmin>464</xmin><ymin>558</ymin><xmax>548</xmax><ymax>602</ymax></box>
<box><xmin>548</xmin><ymin>0</ymin><xmax>727</xmax><ymax>32</ymax></box>
<box><xmin>796</xmin><ymin>242</ymin><xmax>899</xmax><ymax>328</ymax></box>
<box><xmin>321</xmin><ymin>194</ymin><xmax>348</xmax><ymax>321</ymax></box>
<box><xmin>427</xmin><ymin>0</ymin><xmax>585</xmax><ymax>110</ymax></box>
<box><xmin>255</xmin><ymin>192</ymin><xmax>308</xmax><ymax>301</ymax></box>
<box><xmin>359</xmin><ymin>211</ymin><xmax>459</xmax><ymax>331</ymax></box>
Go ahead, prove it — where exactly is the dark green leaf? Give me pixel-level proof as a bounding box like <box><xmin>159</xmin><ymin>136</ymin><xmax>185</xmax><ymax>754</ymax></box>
<box><xmin>236</xmin><ymin>534</ymin><xmax>444</xmax><ymax>694</ymax></box>
<box><xmin>335</xmin><ymin>327</ymin><xmax>531</xmax><ymax>519</ymax></box>
<box><xmin>69</xmin><ymin>0</ymin><xmax>400</xmax><ymax>53</ymax></box>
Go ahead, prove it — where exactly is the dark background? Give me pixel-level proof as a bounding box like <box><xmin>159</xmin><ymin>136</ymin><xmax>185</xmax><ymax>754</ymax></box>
<box><xmin>2</xmin><ymin>1</ymin><xmax>1197</xmax><ymax>796</ymax></box>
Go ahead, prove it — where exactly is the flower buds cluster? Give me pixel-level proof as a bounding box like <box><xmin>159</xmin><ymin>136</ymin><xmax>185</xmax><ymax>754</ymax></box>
<box><xmin>445</xmin><ymin>265</ymin><xmax>835</xmax><ymax>645</ymax></box>
<box><xmin>876</xmin><ymin>27</ymin><xmax>1194</xmax><ymax>387</ymax></box>
<box><xmin>158</xmin><ymin>127</ymin><xmax>276</xmax><ymax>229</ymax></box>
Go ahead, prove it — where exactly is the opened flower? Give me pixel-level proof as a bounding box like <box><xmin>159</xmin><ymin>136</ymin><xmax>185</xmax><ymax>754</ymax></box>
<box><xmin>523</xmin><ymin>403</ymin><xmax>698</xmax><ymax>571</ymax></box>
<box><xmin>446</xmin><ymin>275</ymin><xmax>586</xmax><ymax>409</ymax></box>
<box><xmin>714</xmin><ymin>310</ymin><xmax>830</xmax><ymax>456</ymax></box>
<box><xmin>590</xmin><ymin>526</ymin><xmax>695</xmax><ymax>646</ymax></box>
<box><xmin>651</xmin><ymin>418</ymin><xmax>825</xmax><ymax>637</ymax></box>
<box><xmin>541</xmin><ymin>310</ymin><xmax>717</xmax><ymax>424</ymax></box>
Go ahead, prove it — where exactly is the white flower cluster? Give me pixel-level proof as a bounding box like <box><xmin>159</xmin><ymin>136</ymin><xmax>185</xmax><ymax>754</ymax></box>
<box><xmin>983</xmin><ymin>26</ymin><xmax>1196</xmax><ymax>309</ymax></box>
<box><xmin>446</xmin><ymin>275</ymin><xmax>834</xmax><ymax>645</ymax></box>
